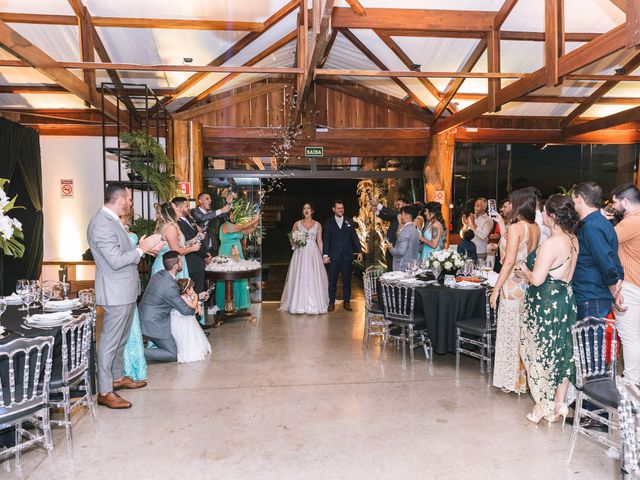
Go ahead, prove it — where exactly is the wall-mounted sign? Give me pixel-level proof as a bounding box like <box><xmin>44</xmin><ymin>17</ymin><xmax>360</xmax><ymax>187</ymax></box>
<box><xmin>305</xmin><ymin>146</ymin><xmax>324</xmax><ymax>157</ymax></box>
<box><xmin>178</xmin><ymin>182</ymin><xmax>191</xmax><ymax>196</ymax></box>
<box><xmin>60</xmin><ymin>179</ymin><xmax>74</xmax><ymax>198</ymax></box>
<box><xmin>434</xmin><ymin>190</ymin><xmax>445</xmax><ymax>204</ymax></box>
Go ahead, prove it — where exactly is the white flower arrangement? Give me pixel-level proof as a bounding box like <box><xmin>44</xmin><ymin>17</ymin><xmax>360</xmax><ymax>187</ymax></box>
<box><xmin>288</xmin><ymin>230</ymin><xmax>308</xmax><ymax>249</ymax></box>
<box><xmin>425</xmin><ymin>249</ymin><xmax>464</xmax><ymax>273</ymax></box>
<box><xmin>206</xmin><ymin>258</ymin><xmax>261</xmax><ymax>272</ymax></box>
<box><xmin>0</xmin><ymin>179</ymin><xmax>24</xmax><ymax>258</ymax></box>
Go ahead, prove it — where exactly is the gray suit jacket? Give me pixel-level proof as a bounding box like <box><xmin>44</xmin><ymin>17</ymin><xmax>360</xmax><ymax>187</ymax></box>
<box><xmin>87</xmin><ymin>208</ymin><xmax>141</xmax><ymax>306</ymax></box>
<box><xmin>389</xmin><ymin>223</ymin><xmax>420</xmax><ymax>272</ymax></box>
<box><xmin>139</xmin><ymin>270</ymin><xmax>196</xmax><ymax>340</ymax></box>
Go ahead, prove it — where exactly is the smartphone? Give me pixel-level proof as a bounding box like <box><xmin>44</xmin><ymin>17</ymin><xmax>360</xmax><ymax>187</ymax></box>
<box><xmin>488</xmin><ymin>199</ymin><xmax>497</xmax><ymax>216</ymax></box>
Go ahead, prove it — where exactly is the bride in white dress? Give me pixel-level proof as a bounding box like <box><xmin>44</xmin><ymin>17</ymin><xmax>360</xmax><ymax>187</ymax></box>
<box><xmin>171</xmin><ymin>278</ymin><xmax>212</xmax><ymax>363</ymax></box>
<box><xmin>279</xmin><ymin>203</ymin><xmax>330</xmax><ymax>314</ymax></box>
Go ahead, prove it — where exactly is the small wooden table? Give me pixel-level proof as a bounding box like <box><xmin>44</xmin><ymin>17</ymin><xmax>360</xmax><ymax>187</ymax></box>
<box><xmin>205</xmin><ymin>268</ymin><xmax>261</xmax><ymax>323</ymax></box>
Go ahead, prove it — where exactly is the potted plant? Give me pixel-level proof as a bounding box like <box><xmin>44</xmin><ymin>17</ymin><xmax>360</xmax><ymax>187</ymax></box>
<box><xmin>120</xmin><ymin>131</ymin><xmax>179</xmax><ymax>202</ymax></box>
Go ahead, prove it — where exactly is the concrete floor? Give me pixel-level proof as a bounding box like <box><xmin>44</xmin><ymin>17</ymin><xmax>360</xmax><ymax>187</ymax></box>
<box><xmin>11</xmin><ymin>301</ymin><xmax>618</xmax><ymax>479</ymax></box>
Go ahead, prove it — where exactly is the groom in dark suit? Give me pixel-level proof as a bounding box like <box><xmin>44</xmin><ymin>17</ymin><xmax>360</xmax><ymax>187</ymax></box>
<box><xmin>323</xmin><ymin>200</ymin><xmax>363</xmax><ymax>312</ymax></box>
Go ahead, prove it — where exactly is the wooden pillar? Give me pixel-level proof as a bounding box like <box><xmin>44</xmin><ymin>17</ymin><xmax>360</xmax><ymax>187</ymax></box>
<box><xmin>424</xmin><ymin>130</ymin><xmax>455</xmax><ymax>242</ymax></box>
<box><xmin>173</xmin><ymin>119</ymin><xmax>189</xmax><ymax>183</ymax></box>
<box><xmin>190</xmin><ymin>121</ymin><xmax>203</xmax><ymax>198</ymax></box>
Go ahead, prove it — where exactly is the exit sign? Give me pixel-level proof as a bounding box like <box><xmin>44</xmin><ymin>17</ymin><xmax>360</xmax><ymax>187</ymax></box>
<box><xmin>305</xmin><ymin>146</ymin><xmax>324</xmax><ymax>157</ymax></box>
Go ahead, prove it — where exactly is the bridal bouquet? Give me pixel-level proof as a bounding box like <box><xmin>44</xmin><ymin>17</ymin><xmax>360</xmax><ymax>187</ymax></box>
<box><xmin>288</xmin><ymin>230</ymin><xmax>308</xmax><ymax>250</ymax></box>
<box><xmin>425</xmin><ymin>250</ymin><xmax>464</xmax><ymax>273</ymax></box>
<box><xmin>0</xmin><ymin>179</ymin><xmax>24</xmax><ymax>258</ymax></box>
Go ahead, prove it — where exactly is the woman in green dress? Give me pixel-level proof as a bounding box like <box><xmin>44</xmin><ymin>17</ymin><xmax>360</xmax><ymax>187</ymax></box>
<box><xmin>519</xmin><ymin>194</ymin><xmax>580</xmax><ymax>425</ymax></box>
<box><xmin>216</xmin><ymin>212</ymin><xmax>261</xmax><ymax>311</ymax></box>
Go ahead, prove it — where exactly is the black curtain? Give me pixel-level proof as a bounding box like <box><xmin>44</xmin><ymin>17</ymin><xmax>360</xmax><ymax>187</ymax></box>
<box><xmin>0</xmin><ymin>117</ymin><xmax>43</xmax><ymax>295</ymax></box>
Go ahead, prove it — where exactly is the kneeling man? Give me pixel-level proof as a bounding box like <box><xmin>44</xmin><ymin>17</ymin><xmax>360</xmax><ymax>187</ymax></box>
<box><xmin>140</xmin><ymin>251</ymin><xmax>195</xmax><ymax>362</ymax></box>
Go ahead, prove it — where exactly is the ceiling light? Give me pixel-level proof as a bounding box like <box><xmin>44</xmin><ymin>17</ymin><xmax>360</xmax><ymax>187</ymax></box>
<box><xmin>410</xmin><ymin>64</ymin><xmax>421</xmax><ymax>72</ymax></box>
<box><xmin>182</xmin><ymin>57</ymin><xmax>193</xmax><ymax>63</ymax></box>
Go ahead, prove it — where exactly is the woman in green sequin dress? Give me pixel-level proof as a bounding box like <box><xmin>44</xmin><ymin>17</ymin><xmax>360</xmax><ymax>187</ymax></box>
<box><xmin>519</xmin><ymin>194</ymin><xmax>580</xmax><ymax>424</ymax></box>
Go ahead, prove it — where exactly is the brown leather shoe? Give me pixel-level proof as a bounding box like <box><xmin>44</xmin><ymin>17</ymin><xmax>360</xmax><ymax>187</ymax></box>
<box><xmin>327</xmin><ymin>303</ymin><xmax>335</xmax><ymax>312</ymax></box>
<box><xmin>113</xmin><ymin>376</ymin><xmax>147</xmax><ymax>391</ymax></box>
<box><xmin>343</xmin><ymin>302</ymin><xmax>353</xmax><ymax>311</ymax></box>
<box><xmin>98</xmin><ymin>392</ymin><xmax>132</xmax><ymax>409</ymax></box>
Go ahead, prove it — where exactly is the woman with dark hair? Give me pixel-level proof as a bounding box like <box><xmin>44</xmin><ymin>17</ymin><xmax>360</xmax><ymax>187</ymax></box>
<box><xmin>490</xmin><ymin>188</ymin><xmax>540</xmax><ymax>394</ymax></box>
<box><xmin>280</xmin><ymin>203</ymin><xmax>329</xmax><ymax>314</ymax></box>
<box><xmin>519</xmin><ymin>194</ymin><xmax>579</xmax><ymax>424</ymax></box>
<box><xmin>419</xmin><ymin>201</ymin><xmax>446</xmax><ymax>262</ymax></box>
<box><xmin>151</xmin><ymin>201</ymin><xmax>201</xmax><ymax>278</ymax></box>
<box><xmin>413</xmin><ymin>201</ymin><xmax>426</xmax><ymax>232</ymax></box>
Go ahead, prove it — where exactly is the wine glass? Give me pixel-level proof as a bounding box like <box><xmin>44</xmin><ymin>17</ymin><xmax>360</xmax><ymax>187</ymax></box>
<box><xmin>0</xmin><ymin>296</ymin><xmax>6</xmax><ymax>329</ymax></box>
<box><xmin>60</xmin><ymin>282</ymin><xmax>70</xmax><ymax>300</ymax></box>
<box><xmin>79</xmin><ymin>289</ymin><xmax>95</xmax><ymax>312</ymax></box>
<box><xmin>40</xmin><ymin>283</ymin><xmax>53</xmax><ymax>313</ymax></box>
<box><xmin>431</xmin><ymin>263</ymin><xmax>442</xmax><ymax>285</ymax></box>
<box><xmin>20</xmin><ymin>288</ymin><xmax>35</xmax><ymax>319</ymax></box>
<box><xmin>16</xmin><ymin>279</ymin><xmax>29</xmax><ymax>310</ymax></box>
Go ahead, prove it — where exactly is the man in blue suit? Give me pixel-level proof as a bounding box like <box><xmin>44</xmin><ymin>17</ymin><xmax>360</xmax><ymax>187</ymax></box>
<box><xmin>323</xmin><ymin>200</ymin><xmax>363</xmax><ymax>312</ymax></box>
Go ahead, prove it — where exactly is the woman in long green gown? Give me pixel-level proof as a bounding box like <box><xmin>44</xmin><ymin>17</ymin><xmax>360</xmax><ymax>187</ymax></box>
<box><xmin>216</xmin><ymin>212</ymin><xmax>261</xmax><ymax>311</ymax></box>
<box><xmin>519</xmin><ymin>194</ymin><xmax>580</xmax><ymax>425</ymax></box>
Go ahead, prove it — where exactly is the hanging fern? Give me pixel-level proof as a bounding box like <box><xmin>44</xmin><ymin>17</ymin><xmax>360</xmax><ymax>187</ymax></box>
<box><xmin>120</xmin><ymin>131</ymin><xmax>179</xmax><ymax>202</ymax></box>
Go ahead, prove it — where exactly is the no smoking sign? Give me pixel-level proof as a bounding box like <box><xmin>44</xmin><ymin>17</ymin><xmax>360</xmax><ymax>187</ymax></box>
<box><xmin>60</xmin><ymin>179</ymin><xmax>74</xmax><ymax>198</ymax></box>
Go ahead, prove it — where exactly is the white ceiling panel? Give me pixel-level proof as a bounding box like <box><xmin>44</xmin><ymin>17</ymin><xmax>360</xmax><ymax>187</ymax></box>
<box><xmin>487</xmin><ymin>102</ymin><xmax>575</xmax><ymax>117</ymax></box>
<box><xmin>0</xmin><ymin>93</ymin><xmax>87</xmax><ymax>109</ymax></box>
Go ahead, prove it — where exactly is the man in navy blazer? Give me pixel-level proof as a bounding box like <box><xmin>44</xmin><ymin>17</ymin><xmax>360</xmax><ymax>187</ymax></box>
<box><xmin>323</xmin><ymin>200</ymin><xmax>363</xmax><ymax>311</ymax></box>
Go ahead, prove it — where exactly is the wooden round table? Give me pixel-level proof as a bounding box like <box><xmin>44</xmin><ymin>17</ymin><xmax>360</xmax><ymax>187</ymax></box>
<box><xmin>205</xmin><ymin>268</ymin><xmax>260</xmax><ymax>323</ymax></box>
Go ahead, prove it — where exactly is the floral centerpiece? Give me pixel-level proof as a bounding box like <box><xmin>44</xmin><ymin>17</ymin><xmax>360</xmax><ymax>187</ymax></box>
<box><xmin>0</xmin><ymin>179</ymin><xmax>24</xmax><ymax>258</ymax></box>
<box><xmin>288</xmin><ymin>230</ymin><xmax>308</xmax><ymax>250</ymax></box>
<box><xmin>230</xmin><ymin>198</ymin><xmax>264</xmax><ymax>242</ymax></box>
<box><xmin>425</xmin><ymin>250</ymin><xmax>464</xmax><ymax>276</ymax></box>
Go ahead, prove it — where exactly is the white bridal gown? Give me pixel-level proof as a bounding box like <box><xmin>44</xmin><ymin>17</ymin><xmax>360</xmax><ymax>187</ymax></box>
<box><xmin>170</xmin><ymin>310</ymin><xmax>212</xmax><ymax>363</ymax></box>
<box><xmin>279</xmin><ymin>221</ymin><xmax>329</xmax><ymax>314</ymax></box>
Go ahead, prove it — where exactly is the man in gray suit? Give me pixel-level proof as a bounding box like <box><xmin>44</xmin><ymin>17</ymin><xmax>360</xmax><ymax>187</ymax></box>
<box><xmin>387</xmin><ymin>205</ymin><xmax>421</xmax><ymax>272</ymax></box>
<box><xmin>139</xmin><ymin>251</ymin><xmax>196</xmax><ymax>362</ymax></box>
<box><xmin>87</xmin><ymin>184</ymin><xmax>163</xmax><ymax>409</ymax></box>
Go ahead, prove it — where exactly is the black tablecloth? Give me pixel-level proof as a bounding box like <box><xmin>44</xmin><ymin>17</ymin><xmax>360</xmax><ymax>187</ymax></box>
<box><xmin>377</xmin><ymin>280</ymin><xmax>487</xmax><ymax>355</ymax></box>
<box><xmin>414</xmin><ymin>285</ymin><xmax>486</xmax><ymax>354</ymax></box>
<box><xmin>0</xmin><ymin>304</ymin><xmax>96</xmax><ymax>447</ymax></box>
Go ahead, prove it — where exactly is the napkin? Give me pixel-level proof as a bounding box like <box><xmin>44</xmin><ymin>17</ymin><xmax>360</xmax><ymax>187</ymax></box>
<box><xmin>29</xmin><ymin>310</ymin><xmax>72</xmax><ymax>322</ymax></box>
<box><xmin>456</xmin><ymin>280</ymin><xmax>482</xmax><ymax>287</ymax></box>
<box><xmin>45</xmin><ymin>299</ymin><xmax>81</xmax><ymax>308</ymax></box>
<box><xmin>6</xmin><ymin>293</ymin><xmax>22</xmax><ymax>304</ymax></box>
<box><xmin>381</xmin><ymin>271</ymin><xmax>406</xmax><ymax>280</ymax></box>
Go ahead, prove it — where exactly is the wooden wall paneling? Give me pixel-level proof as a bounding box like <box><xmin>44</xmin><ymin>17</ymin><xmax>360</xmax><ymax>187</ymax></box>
<box><xmin>189</xmin><ymin>121</ymin><xmax>203</xmax><ymax>198</ymax></box>
<box><xmin>355</xmin><ymin>96</ymin><xmax>367</xmax><ymax>128</ymax></box>
<box><xmin>173</xmin><ymin>120</ymin><xmax>189</xmax><ymax>182</ymax></box>
<box><xmin>251</xmin><ymin>90</ymin><xmax>267</xmax><ymax>126</ymax></box>
<box><xmin>268</xmin><ymin>89</ymin><xmax>284</xmax><ymax>126</ymax></box>
<box><xmin>315</xmin><ymin>84</ymin><xmax>329</xmax><ymax>126</ymax></box>
<box><xmin>343</xmin><ymin>91</ymin><xmax>357</xmax><ymax>127</ymax></box>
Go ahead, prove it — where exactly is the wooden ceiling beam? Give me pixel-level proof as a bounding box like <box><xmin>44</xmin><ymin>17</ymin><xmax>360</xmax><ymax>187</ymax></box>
<box><xmin>317</xmin><ymin>80</ymin><xmax>432</xmax><ymax>123</ymax></box>
<box><xmin>431</xmin><ymin>24</ymin><xmax>627</xmax><ymax>134</ymax></box>
<box><xmin>545</xmin><ymin>0</ymin><xmax>564</xmax><ymax>86</ymax></box>
<box><xmin>0</xmin><ymin>85</ymin><xmax>176</xmax><ymax>95</ymax></box>
<box><xmin>487</xmin><ymin>29</ymin><xmax>500</xmax><ymax>112</ymax></box>
<box><xmin>173</xmin><ymin>82</ymin><xmax>288</xmax><ymax>120</ymax></box>
<box><xmin>293</xmin><ymin>0</ymin><xmax>335</xmax><ymax>121</ymax></box>
<box><xmin>494</xmin><ymin>0</ymin><xmax>519</xmax><ymax>29</ymax></box>
<box><xmin>338</xmin><ymin>28</ymin><xmax>428</xmax><ymax>109</ymax></box>
<box><xmin>432</xmin><ymin>38</ymin><xmax>487</xmax><ymax>123</ymax></box>
<box><xmin>561</xmin><ymin>50</ymin><xmax>640</xmax><ymax>128</ymax></box>
<box><xmin>331</xmin><ymin>7</ymin><xmax>496</xmax><ymax>32</ymax></box>
<box><xmin>627</xmin><ymin>0</ymin><xmax>640</xmax><ymax>47</ymax></box>
<box><xmin>0</xmin><ymin>20</ymin><xmax>123</xmax><ymax>124</ymax></box>
<box><xmin>316</xmin><ymin>70</ymin><xmax>525</xmax><ymax>78</ymax></box>
<box><xmin>0</xmin><ymin>12</ymin><xmax>263</xmax><ymax>31</ymax></box>
<box><xmin>374</xmin><ymin>30</ymin><xmax>453</xmax><ymax>112</ymax></box>
<box><xmin>565</xmin><ymin>104</ymin><xmax>640</xmax><ymax>137</ymax></box>
<box><xmin>345</xmin><ymin>0</ymin><xmax>366</xmax><ymax>16</ymax></box>
<box><xmin>166</xmin><ymin>0</ymin><xmax>299</xmax><ymax>106</ymax></box>
<box><xmin>610</xmin><ymin>0</ymin><xmax>628</xmax><ymax>14</ymax></box>
<box><xmin>381</xmin><ymin>29</ymin><xmax>598</xmax><ymax>42</ymax></box>
<box><xmin>176</xmin><ymin>31</ymin><xmax>298</xmax><ymax>113</ymax></box>
<box><xmin>454</xmin><ymin>92</ymin><xmax>640</xmax><ymax>104</ymax></box>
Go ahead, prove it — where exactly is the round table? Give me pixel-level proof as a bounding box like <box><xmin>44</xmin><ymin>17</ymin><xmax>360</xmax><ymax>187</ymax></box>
<box><xmin>205</xmin><ymin>268</ymin><xmax>260</xmax><ymax>323</ymax></box>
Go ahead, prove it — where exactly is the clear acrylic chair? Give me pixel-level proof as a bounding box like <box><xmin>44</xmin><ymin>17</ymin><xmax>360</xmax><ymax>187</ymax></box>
<box><xmin>617</xmin><ymin>376</ymin><xmax>640</xmax><ymax>479</ymax></box>
<box><xmin>455</xmin><ymin>288</ymin><xmax>495</xmax><ymax>383</ymax></box>
<box><xmin>380</xmin><ymin>279</ymin><xmax>432</xmax><ymax>364</ymax></box>
<box><xmin>48</xmin><ymin>313</ymin><xmax>97</xmax><ymax>457</ymax></box>
<box><xmin>568</xmin><ymin>316</ymin><xmax>619</xmax><ymax>462</ymax></box>
<box><xmin>0</xmin><ymin>336</ymin><xmax>55</xmax><ymax>472</ymax></box>
<box><xmin>362</xmin><ymin>267</ymin><xmax>389</xmax><ymax>348</ymax></box>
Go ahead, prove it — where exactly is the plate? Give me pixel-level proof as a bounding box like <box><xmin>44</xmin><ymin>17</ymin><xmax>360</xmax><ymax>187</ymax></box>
<box><xmin>25</xmin><ymin>317</ymin><xmax>71</xmax><ymax>328</ymax></box>
<box><xmin>453</xmin><ymin>283</ymin><xmax>484</xmax><ymax>290</ymax></box>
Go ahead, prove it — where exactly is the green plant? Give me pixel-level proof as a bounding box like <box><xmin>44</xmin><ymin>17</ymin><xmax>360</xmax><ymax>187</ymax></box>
<box><xmin>558</xmin><ymin>184</ymin><xmax>576</xmax><ymax>196</ymax></box>
<box><xmin>120</xmin><ymin>131</ymin><xmax>179</xmax><ymax>201</ymax></box>
<box><xmin>0</xmin><ymin>179</ymin><xmax>24</xmax><ymax>258</ymax></box>
<box><xmin>128</xmin><ymin>216</ymin><xmax>157</xmax><ymax>239</ymax></box>
<box><xmin>231</xmin><ymin>198</ymin><xmax>264</xmax><ymax>242</ymax></box>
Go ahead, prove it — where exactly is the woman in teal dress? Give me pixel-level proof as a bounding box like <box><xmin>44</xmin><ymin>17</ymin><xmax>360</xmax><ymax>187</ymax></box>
<box><xmin>419</xmin><ymin>201</ymin><xmax>446</xmax><ymax>262</ymax></box>
<box><xmin>216</xmin><ymin>212</ymin><xmax>261</xmax><ymax>311</ymax></box>
<box><xmin>151</xmin><ymin>201</ymin><xmax>201</xmax><ymax>277</ymax></box>
<box><xmin>121</xmin><ymin>217</ymin><xmax>147</xmax><ymax>381</ymax></box>
<box><xmin>519</xmin><ymin>194</ymin><xmax>579</xmax><ymax>425</ymax></box>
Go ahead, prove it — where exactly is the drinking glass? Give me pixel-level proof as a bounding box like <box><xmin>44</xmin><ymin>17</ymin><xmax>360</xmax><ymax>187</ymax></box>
<box><xmin>79</xmin><ymin>289</ymin><xmax>95</xmax><ymax>311</ymax></box>
<box><xmin>61</xmin><ymin>282</ymin><xmax>70</xmax><ymax>300</ymax></box>
<box><xmin>431</xmin><ymin>263</ymin><xmax>442</xmax><ymax>285</ymax></box>
<box><xmin>16</xmin><ymin>279</ymin><xmax>29</xmax><ymax>310</ymax></box>
<box><xmin>40</xmin><ymin>284</ymin><xmax>53</xmax><ymax>313</ymax></box>
<box><xmin>0</xmin><ymin>296</ymin><xmax>6</xmax><ymax>326</ymax></box>
<box><xmin>20</xmin><ymin>289</ymin><xmax>35</xmax><ymax>319</ymax></box>
<box><xmin>464</xmin><ymin>259</ymin><xmax>475</xmax><ymax>276</ymax></box>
